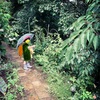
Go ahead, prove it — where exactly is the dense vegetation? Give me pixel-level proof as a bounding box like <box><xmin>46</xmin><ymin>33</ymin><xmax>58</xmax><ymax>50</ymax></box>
<box><xmin>0</xmin><ymin>63</ymin><xmax>23</xmax><ymax>100</ymax></box>
<box><xmin>0</xmin><ymin>0</ymin><xmax>100</xmax><ymax>100</ymax></box>
<box><xmin>0</xmin><ymin>1</ymin><xmax>23</xmax><ymax>99</ymax></box>
<box><xmin>0</xmin><ymin>2</ymin><xmax>11</xmax><ymax>61</ymax></box>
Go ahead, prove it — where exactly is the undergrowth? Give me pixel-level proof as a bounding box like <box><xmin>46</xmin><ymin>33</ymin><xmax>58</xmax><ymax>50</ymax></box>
<box><xmin>0</xmin><ymin>62</ymin><xmax>24</xmax><ymax>100</ymax></box>
<box><xmin>34</xmin><ymin>32</ymin><xmax>72</xmax><ymax>100</ymax></box>
<box><xmin>34</xmin><ymin>31</ymin><xmax>100</xmax><ymax>100</ymax></box>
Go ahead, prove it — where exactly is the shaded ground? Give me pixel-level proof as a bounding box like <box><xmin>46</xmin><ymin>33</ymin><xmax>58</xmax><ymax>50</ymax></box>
<box><xmin>4</xmin><ymin>43</ymin><xmax>55</xmax><ymax>100</ymax></box>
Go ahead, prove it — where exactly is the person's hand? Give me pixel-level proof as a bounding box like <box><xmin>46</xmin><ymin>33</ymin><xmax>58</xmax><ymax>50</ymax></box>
<box><xmin>28</xmin><ymin>45</ymin><xmax>35</xmax><ymax>49</ymax></box>
<box><xmin>31</xmin><ymin>45</ymin><xmax>35</xmax><ymax>48</ymax></box>
<box><xmin>28</xmin><ymin>46</ymin><xmax>35</xmax><ymax>54</ymax></box>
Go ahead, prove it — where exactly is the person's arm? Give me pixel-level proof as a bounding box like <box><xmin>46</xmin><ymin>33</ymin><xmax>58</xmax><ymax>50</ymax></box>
<box><xmin>28</xmin><ymin>45</ymin><xmax>35</xmax><ymax>49</ymax></box>
<box><xmin>28</xmin><ymin>45</ymin><xmax>35</xmax><ymax>54</ymax></box>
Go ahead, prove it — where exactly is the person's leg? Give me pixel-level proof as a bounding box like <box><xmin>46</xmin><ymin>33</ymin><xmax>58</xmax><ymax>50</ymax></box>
<box><xmin>27</xmin><ymin>61</ymin><xmax>32</xmax><ymax>68</ymax></box>
<box><xmin>24</xmin><ymin>61</ymin><xmax>28</xmax><ymax>70</ymax></box>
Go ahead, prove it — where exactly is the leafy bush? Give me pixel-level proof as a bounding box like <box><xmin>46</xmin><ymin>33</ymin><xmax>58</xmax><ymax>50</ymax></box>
<box><xmin>0</xmin><ymin>2</ymin><xmax>11</xmax><ymax>59</ymax></box>
<box><xmin>11</xmin><ymin>0</ymin><xmax>87</xmax><ymax>37</ymax></box>
<box><xmin>0</xmin><ymin>62</ymin><xmax>24</xmax><ymax>100</ymax></box>
<box><xmin>34</xmin><ymin>32</ymin><xmax>62</xmax><ymax>67</ymax></box>
<box><xmin>61</xmin><ymin>0</ymin><xmax>100</xmax><ymax>63</ymax></box>
<box><xmin>0</xmin><ymin>1</ymin><xmax>19</xmax><ymax>60</ymax></box>
<box><xmin>34</xmin><ymin>32</ymin><xmax>73</xmax><ymax>100</ymax></box>
<box><xmin>9</xmin><ymin>0</ymin><xmax>100</xmax><ymax>99</ymax></box>
<box><xmin>59</xmin><ymin>0</ymin><xmax>100</xmax><ymax>99</ymax></box>
<box><xmin>48</xmin><ymin>71</ymin><xmax>72</xmax><ymax>100</ymax></box>
<box><xmin>34</xmin><ymin>0</ymin><xmax>100</xmax><ymax>100</ymax></box>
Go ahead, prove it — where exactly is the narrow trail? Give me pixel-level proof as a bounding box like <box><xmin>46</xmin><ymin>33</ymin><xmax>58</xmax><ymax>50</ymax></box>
<box><xmin>4</xmin><ymin>43</ymin><xmax>55</xmax><ymax>100</ymax></box>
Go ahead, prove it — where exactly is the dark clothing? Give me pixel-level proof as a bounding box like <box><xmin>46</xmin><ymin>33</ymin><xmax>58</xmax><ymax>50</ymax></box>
<box><xmin>23</xmin><ymin>43</ymin><xmax>31</xmax><ymax>61</ymax></box>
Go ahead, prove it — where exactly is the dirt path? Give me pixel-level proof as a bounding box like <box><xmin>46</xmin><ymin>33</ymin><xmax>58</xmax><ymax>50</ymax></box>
<box><xmin>4</xmin><ymin>43</ymin><xmax>55</xmax><ymax>100</ymax></box>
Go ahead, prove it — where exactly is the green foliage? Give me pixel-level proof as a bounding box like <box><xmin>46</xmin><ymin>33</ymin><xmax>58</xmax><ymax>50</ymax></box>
<box><xmin>0</xmin><ymin>1</ymin><xmax>18</xmax><ymax>59</ymax></box>
<box><xmin>59</xmin><ymin>0</ymin><xmax>100</xmax><ymax>99</ymax></box>
<box><xmin>12</xmin><ymin>1</ymin><xmax>37</xmax><ymax>33</ymax></box>
<box><xmin>6</xmin><ymin>69</ymin><xmax>23</xmax><ymax>100</ymax></box>
<box><xmin>93</xmin><ymin>35</ymin><xmax>99</xmax><ymax>50</ymax></box>
<box><xmin>34</xmin><ymin>33</ymin><xmax>96</xmax><ymax>99</ymax></box>
<box><xmin>0</xmin><ymin>62</ymin><xmax>24</xmax><ymax>100</ymax></box>
<box><xmin>61</xmin><ymin>0</ymin><xmax>100</xmax><ymax>63</ymax></box>
<box><xmin>68</xmin><ymin>77</ymin><xmax>93</xmax><ymax>100</ymax></box>
<box><xmin>34</xmin><ymin>32</ymin><xmax>72</xmax><ymax>100</ymax></box>
<box><xmin>0</xmin><ymin>2</ymin><xmax>11</xmax><ymax>58</ymax></box>
<box><xmin>11</xmin><ymin>0</ymin><xmax>87</xmax><ymax>37</ymax></box>
<box><xmin>18</xmin><ymin>0</ymin><xmax>30</xmax><ymax>4</ymax></box>
<box><xmin>48</xmin><ymin>71</ymin><xmax>72</xmax><ymax>100</ymax></box>
<box><xmin>34</xmin><ymin>32</ymin><xmax>62</xmax><ymax>67</ymax></box>
<box><xmin>34</xmin><ymin>31</ymin><xmax>93</xmax><ymax>100</ymax></box>
<box><xmin>34</xmin><ymin>1</ymin><xmax>100</xmax><ymax>100</ymax></box>
<box><xmin>8</xmin><ymin>0</ymin><xmax>100</xmax><ymax>99</ymax></box>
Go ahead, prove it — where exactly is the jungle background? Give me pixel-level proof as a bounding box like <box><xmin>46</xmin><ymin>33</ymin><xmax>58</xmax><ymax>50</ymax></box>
<box><xmin>0</xmin><ymin>0</ymin><xmax>100</xmax><ymax>100</ymax></box>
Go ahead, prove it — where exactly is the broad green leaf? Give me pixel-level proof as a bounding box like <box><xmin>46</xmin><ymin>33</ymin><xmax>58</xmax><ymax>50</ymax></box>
<box><xmin>73</xmin><ymin>38</ymin><xmax>80</xmax><ymax>52</ymax></box>
<box><xmin>87</xmin><ymin>2</ymin><xmax>96</xmax><ymax>12</ymax></box>
<box><xmin>89</xmin><ymin>32</ymin><xmax>95</xmax><ymax>45</ymax></box>
<box><xmin>86</xmin><ymin>29</ymin><xmax>90</xmax><ymax>41</ymax></box>
<box><xmin>70</xmin><ymin>30</ymin><xmax>82</xmax><ymax>38</ymax></box>
<box><xmin>93</xmin><ymin>35</ymin><xmax>99</xmax><ymax>50</ymax></box>
<box><xmin>85</xmin><ymin>0</ymin><xmax>90</xmax><ymax>3</ymax></box>
<box><xmin>81</xmin><ymin>33</ymin><xmax>87</xmax><ymax>48</ymax></box>
<box><xmin>94</xmin><ymin>22</ymin><xmax>100</xmax><ymax>31</ymax></box>
<box><xmin>76</xmin><ymin>21</ymin><xmax>85</xmax><ymax>30</ymax></box>
<box><xmin>77</xmin><ymin>16</ymin><xmax>85</xmax><ymax>23</ymax></box>
<box><xmin>66</xmin><ymin>46</ymin><xmax>74</xmax><ymax>61</ymax></box>
<box><xmin>86</xmin><ymin>15</ymin><xmax>91</xmax><ymax>19</ymax></box>
<box><xmin>59</xmin><ymin>47</ymin><xmax>67</xmax><ymax>59</ymax></box>
<box><xmin>59</xmin><ymin>57</ymin><xmax>66</xmax><ymax>67</ymax></box>
<box><xmin>4</xmin><ymin>14</ymin><xmax>11</xmax><ymax>19</ymax></box>
<box><xmin>62</xmin><ymin>30</ymin><xmax>82</xmax><ymax>49</ymax></box>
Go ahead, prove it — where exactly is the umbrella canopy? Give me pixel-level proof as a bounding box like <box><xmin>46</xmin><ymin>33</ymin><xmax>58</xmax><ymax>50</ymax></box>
<box><xmin>16</xmin><ymin>33</ymin><xmax>34</xmax><ymax>48</ymax></box>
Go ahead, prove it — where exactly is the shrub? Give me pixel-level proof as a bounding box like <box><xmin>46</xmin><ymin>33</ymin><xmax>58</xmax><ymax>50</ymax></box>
<box><xmin>0</xmin><ymin>62</ymin><xmax>24</xmax><ymax>100</ymax></box>
<box><xmin>0</xmin><ymin>2</ymin><xmax>11</xmax><ymax>59</ymax></box>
